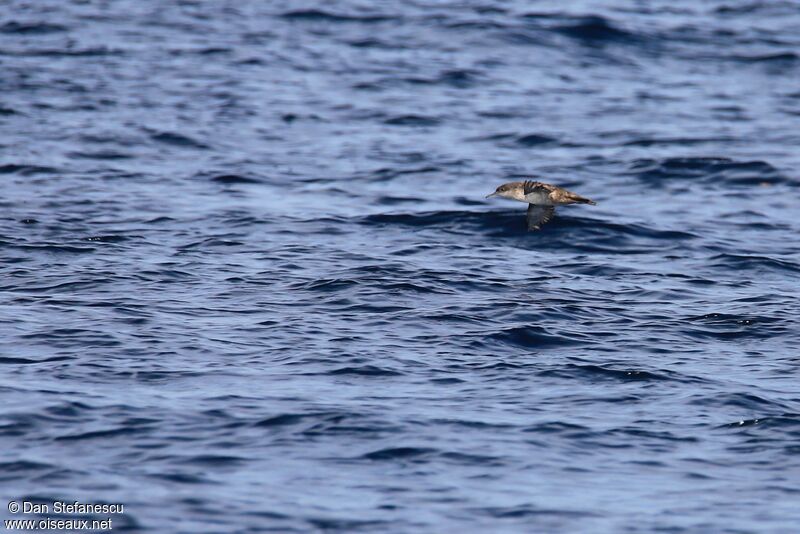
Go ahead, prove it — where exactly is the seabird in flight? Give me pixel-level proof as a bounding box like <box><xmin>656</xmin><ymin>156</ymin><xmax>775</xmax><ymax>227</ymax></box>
<box><xmin>486</xmin><ymin>179</ymin><xmax>596</xmax><ymax>230</ymax></box>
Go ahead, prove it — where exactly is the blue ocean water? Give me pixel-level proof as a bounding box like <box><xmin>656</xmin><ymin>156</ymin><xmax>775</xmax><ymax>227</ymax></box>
<box><xmin>1</xmin><ymin>0</ymin><xmax>799</xmax><ymax>532</ymax></box>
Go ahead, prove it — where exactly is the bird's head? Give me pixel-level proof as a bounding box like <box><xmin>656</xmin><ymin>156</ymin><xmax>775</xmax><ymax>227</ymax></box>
<box><xmin>486</xmin><ymin>182</ymin><xmax>524</xmax><ymax>201</ymax></box>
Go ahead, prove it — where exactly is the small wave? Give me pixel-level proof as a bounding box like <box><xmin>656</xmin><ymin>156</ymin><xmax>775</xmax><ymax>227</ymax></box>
<box><xmin>361</xmin><ymin>208</ymin><xmax>550</xmax><ymax>238</ymax></box>
<box><xmin>551</xmin><ymin>15</ymin><xmax>640</xmax><ymax>43</ymax></box>
<box><xmin>732</xmin><ymin>52</ymin><xmax>799</xmax><ymax>64</ymax></box>
<box><xmin>362</xmin><ymin>209</ymin><xmax>479</xmax><ymax>228</ymax></box>
<box><xmin>467</xmin><ymin>132</ymin><xmax>561</xmax><ymax>147</ymax></box>
<box><xmin>12</xmin><ymin>47</ymin><xmax>122</xmax><ymax>57</ymax></box>
<box><xmin>145</xmin><ymin>216</ymin><xmax>175</xmax><ymax>224</ymax></box>
<box><xmin>513</xmin><ymin>12</ymin><xmax>648</xmax><ymax>48</ymax></box>
<box><xmin>44</xmin><ymin>401</ymin><xmax>94</xmax><ymax>418</ymax></box>
<box><xmin>149</xmin><ymin>472</ymin><xmax>208</xmax><ymax>484</ymax></box>
<box><xmin>0</xmin><ymin>356</ymin><xmax>73</xmax><ymax>365</ymax></box>
<box><xmin>368</xmin><ymin>166</ymin><xmax>440</xmax><ymax>181</ymax></box>
<box><xmin>708</xmin><ymin>254</ymin><xmax>800</xmax><ymax>274</ymax></box>
<box><xmin>616</xmin><ymin>427</ymin><xmax>699</xmax><ymax>443</ymax></box>
<box><xmin>440</xmin><ymin>451</ymin><xmax>504</xmax><ymax>465</ymax></box>
<box><xmin>255</xmin><ymin>414</ymin><xmax>308</xmax><ymax>427</ymax></box>
<box><xmin>210</xmin><ymin>174</ymin><xmax>262</xmax><ymax>184</ymax></box>
<box><xmin>149</xmin><ymin>131</ymin><xmax>209</xmax><ymax>149</ymax></box>
<box><xmin>68</xmin><ymin>150</ymin><xmax>132</xmax><ymax>160</ymax></box>
<box><xmin>467</xmin><ymin>132</ymin><xmax>516</xmax><ymax>142</ymax></box>
<box><xmin>0</xmin><ymin>461</ymin><xmax>53</xmax><ymax>482</ymax></box>
<box><xmin>376</xmin><ymin>195</ymin><xmax>424</xmax><ymax>206</ymax></box>
<box><xmin>280</xmin><ymin>9</ymin><xmax>395</xmax><ymax>24</ymax></box>
<box><xmin>516</xmin><ymin>133</ymin><xmax>559</xmax><ymax>146</ymax></box>
<box><xmin>398</xmin><ymin>69</ymin><xmax>483</xmax><ymax>89</ymax></box>
<box><xmin>524</xmin><ymin>421</ymin><xmax>590</xmax><ymax>434</ymax></box>
<box><xmin>328</xmin><ymin>365</ymin><xmax>404</xmax><ymax>376</ymax></box>
<box><xmin>253</xmin><ymin>412</ymin><xmax>388</xmax><ymax>434</ymax></box>
<box><xmin>0</xmin><ymin>21</ymin><xmax>68</xmax><ymax>34</ymax></box>
<box><xmin>176</xmin><ymin>454</ymin><xmax>247</xmax><ymax>467</ymax></box>
<box><xmin>11</xmin><ymin>243</ymin><xmax>96</xmax><ymax>254</ymax></box>
<box><xmin>383</xmin><ymin>115</ymin><xmax>441</xmax><ymax>126</ymax></box>
<box><xmin>197</xmin><ymin>47</ymin><xmax>232</xmax><ymax>56</ymax></box>
<box><xmin>347</xmin><ymin>38</ymin><xmax>399</xmax><ymax>49</ymax></box>
<box><xmin>538</xmin><ymin>364</ymin><xmax>691</xmax><ymax>382</ymax></box>
<box><xmin>487</xmin><ymin>325</ymin><xmax>586</xmax><ymax>348</ymax></box>
<box><xmin>715</xmin><ymin>2</ymin><xmax>798</xmax><ymax>15</ymax></box>
<box><xmin>84</xmin><ymin>235</ymin><xmax>130</xmax><ymax>243</ymax></box>
<box><xmin>437</xmin><ymin>69</ymin><xmax>482</xmax><ymax>88</ymax></box>
<box><xmin>624</xmin><ymin>136</ymin><xmax>735</xmax><ymax>147</ymax></box>
<box><xmin>432</xmin><ymin>418</ymin><xmax>516</xmax><ymax>430</ymax></box>
<box><xmin>307</xmin><ymin>518</ymin><xmax>389</xmax><ymax>531</ymax></box>
<box><xmin>690</xmin><ymin>392</ymin><xmax>790</xmax><ymax>411</ymax></box>
<box><xmin>475</xmin><ymin>504</ymin><xmax>597</xmax><ymax>518</ymax></box>
<box><xmin>680</xmin><ymin>312</ymin><xmax>788</xmax><ymax>340</ymax></box>
<box><xmin>0</xmin><ymin>164</ymin><xmax>59</xmax><ymax>175</ymax></box>
<box><xmin>292</xmin><ymin>278</ymin><xmax>359</xmax><ymax>291</ymax></box>
<box><xmin>54</xmin><ymin>426</ymin><xmax>147</xmax><ymax>441</ymax></box>
<box><xmin>629</xmin><ymin>157</ymin><xmax>788</xmax><ymax>186</ymax></box>
<box><xmin>361</xmin><ymin>447</ymin><xmax>436</xmax><ymax>460</ymax></box>
<box><xmin>446</xmin><ymin>20</ymin><xmax>509</xmax><ymax>31</ymax></box>
<box><xmin>720</xmin><ymin>414</ymin><xmax>800</xmax><ymax>429</ymax></box>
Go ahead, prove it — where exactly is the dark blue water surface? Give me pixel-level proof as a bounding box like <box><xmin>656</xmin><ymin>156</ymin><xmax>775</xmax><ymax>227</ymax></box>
<box><xmin>2</xmin><ymin>0</ymin><xmax>800</xmax><ymax>532</ymax></box>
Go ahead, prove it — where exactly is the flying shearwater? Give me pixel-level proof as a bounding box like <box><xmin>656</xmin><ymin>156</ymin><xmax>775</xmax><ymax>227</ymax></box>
<box><xmin>486</xmin><ymin>179</ymin><xmax>596</xmax><ymax>231</ymax></box>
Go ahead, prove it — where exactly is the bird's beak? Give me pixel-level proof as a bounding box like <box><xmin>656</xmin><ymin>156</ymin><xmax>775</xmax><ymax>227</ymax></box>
<box><xmin>485</xmin><ymin>192</ymin><xmax>497</xmax><ymax>199</ymax></box>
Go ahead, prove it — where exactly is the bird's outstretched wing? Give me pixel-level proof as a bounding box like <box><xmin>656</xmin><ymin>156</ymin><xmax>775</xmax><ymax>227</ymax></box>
<box><xmin>526</xmin><ymin>204</ymin><xmax>555</xmax><ymax>231</ymax></box>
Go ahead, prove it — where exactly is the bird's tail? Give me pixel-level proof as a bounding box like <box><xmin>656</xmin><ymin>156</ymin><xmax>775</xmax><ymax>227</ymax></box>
<box><xmin>569</xmin><ymin>193</ymin><xmax>596</xmax><ymax>205</ymax></box>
